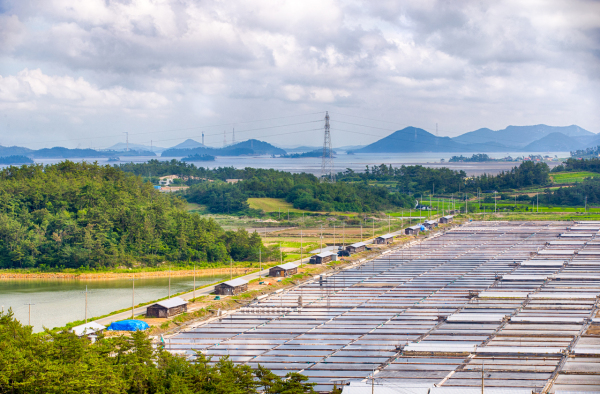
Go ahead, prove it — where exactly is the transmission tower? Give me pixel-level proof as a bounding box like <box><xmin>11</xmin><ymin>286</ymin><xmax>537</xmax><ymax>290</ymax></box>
<box><xmin>321</xmin><ymin>111</ymin><xmax>335</xmax><ymax>182</ymax></box>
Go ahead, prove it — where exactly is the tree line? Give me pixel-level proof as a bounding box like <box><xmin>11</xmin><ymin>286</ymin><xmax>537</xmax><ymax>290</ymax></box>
<box><xmin>552</xmin><ymin>157</ymin><xmax>600</xmax><ymax>173</ymax></box>
<box><xmin>184</xmin><ymin>168</ymin><xmax>415</xmax><ymax>214</ymax></box>
<box><xmin>0</xmin><ymin>162</ymin><xmax>278</xmax><ymax>269</ymax></box>
<box><xmin>337</xmin><ymin>161</ymin><xmax>550</xmax><ymax>194</ymax></box>
<box><xmin>0</xmin><ymin>310</ymin><xmax>329</xmax><ymax>394</ymax></box>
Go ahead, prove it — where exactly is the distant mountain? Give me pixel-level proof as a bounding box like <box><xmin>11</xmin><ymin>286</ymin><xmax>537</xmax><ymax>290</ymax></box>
<box><xmin>521</xmin><ymin>132</ymin><xmax>586</xmax><ymax>152</ymax></box>
<box><xmin>453</xmin><ymin>124</ymin><xmax>594</xmax><ymax>148</ymax></box>
<box><xmin>357</xmin><ymin>127</ymin><xmax>473</xmax><ymax>153</ymax></box>
<box><xmin>284</xmin><ymin>145</ymin><xmax>321</xmax><ymax>153</ymax></box>
<box><xmin>161</xmin><ymin>139</ymin><xmax>286</xmax><ymax>157</ymax></box>
<box><xmin>0</xmin><ymin>145</ymin><xmax>156</xmax><ymax>159</ymax></box>
<box><xmin>356</xmin><ymin>124</ymin><xmax>596</xmax><ymax>153</ymax></box>
<box><xmin>170</xmin><ymin>139</ymin><xmax>204</xmax><ymax>150</ymax></box>
<box><xmin>33</xmin><ymin>147</ymin><xmax>156</xmax><ymax>158</ymax></box>
<box><xmin>107</xmin><ymin>142</ymin><xmax>167</xmax><ymax>153</ymax></box>
<box><xmin>0</xmin><ymin>145</ymin><xmax>33</xmax><ymax>157</ymax></box>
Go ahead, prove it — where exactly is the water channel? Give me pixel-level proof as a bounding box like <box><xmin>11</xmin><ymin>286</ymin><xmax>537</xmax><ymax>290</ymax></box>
<box><xmin>0</xmin><ymin>275</ymin><xmax>226</xmax><ymax>332</ymax></box>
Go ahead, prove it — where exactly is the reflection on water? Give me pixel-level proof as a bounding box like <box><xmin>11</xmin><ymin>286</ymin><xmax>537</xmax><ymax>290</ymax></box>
<box><xmin>0</xmin><ymin>275</ymin><xmax>226</xmax><ymax>332</ymax></box>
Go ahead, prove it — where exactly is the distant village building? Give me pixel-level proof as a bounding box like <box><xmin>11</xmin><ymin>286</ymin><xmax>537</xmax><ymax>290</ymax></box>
<box><xmin>346</xmin><ymin>242</ymin><xmax>367</xmax><ymax>254</ymax></box>
<box><xmin>374</xmin><ymin>234</ymin><xmax>394</xmax><ymax>244</ymax></box>
<box><xmin>439</xmin><ymin>215</ymin><xmax>454</xmax><ymax>224</ymax></box>
<box><xmin>309</xmin><ymin>251</ymin><xmax>337</xmax><ymax>265</ymax></box>
<box><xmin>269</xmin><ymin>262</ymin><xmax>298</xmax><ymax>277</ymax></box>
<box><xmin>159</xmin><ymin>175</ymin><xmax>179</xmax><ymax>186</ymax></box>
<box><xmin>405</xmin><ymin>225</ymin><xmax>421</xmax><ymax>235</ymax></box>
<box><xmin>71</xmin><ymin>322</ymin><xmax>106</xmax><ymax>338</ymax></box>
<box><xmin>146</xmin><ymin>297</ymin><xmax>188</xmax><ymax>318</ymax></box>
<box><xmin>423</xmin><ymin>220</ymin><xmax>438</xmax><ymax>230</ymax></box>
<box><xmin>225</xmin><ymin>179</ymin><xmax>242</xmax><ymax>184</ymax></box>
<box><xmin>214</xmin><ymin>278</ymin><xmax>248</xmax><ymax>296</ymax></box>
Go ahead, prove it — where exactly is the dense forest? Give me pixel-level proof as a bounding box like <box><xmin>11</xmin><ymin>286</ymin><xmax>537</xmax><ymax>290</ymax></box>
<box><xmin>0</xmin><ymin>162</ymin><xmax>277</xmax><ymax>269</ymax></box>
<box><xmin>185</xmin><ymin>169</ymin><xmax>415</xmax><ymax>213</ymax></box>
<box><xmin>0</xmin><ymin>310</ymin><xmax>326</xmax><ymax>394</ymax></box>
<box><xmin>337</xmin><ymin>161</ymin><xmax>550</xmax><ymax>194</ymax></box>
<box><xmin>552</xmin><ymin>157</ymin><xmax>600</xmax><ymax>173</ymax></box>
<box><xmin>538</xmin><ymin>178</ymin><xmax>600</xmax><ymax>206</ymax></box>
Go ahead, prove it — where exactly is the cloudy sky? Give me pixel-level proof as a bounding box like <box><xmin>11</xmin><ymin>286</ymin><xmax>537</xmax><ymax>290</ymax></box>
<box><xmin>0</xmin><ymin>0</ymin><xmax>599</xmax><ymax>149</ymax></box>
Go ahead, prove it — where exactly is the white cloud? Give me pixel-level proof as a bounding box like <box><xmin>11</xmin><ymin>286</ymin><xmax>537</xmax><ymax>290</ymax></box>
<box><xmin>0</xmin><ymin>68</ymin><xmax>169</xmax><ymax>111</ymax></box>
<box><xmin>0</xmin><ymin>0</ymin><xmax>597</xmax><ymax>148</ymax></box>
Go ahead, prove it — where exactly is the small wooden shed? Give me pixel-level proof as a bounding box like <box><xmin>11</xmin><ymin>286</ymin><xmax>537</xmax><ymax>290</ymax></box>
<box><xmin>309</xmin><ymin>251</ymin><xmax>337</xmax><ymax>265</ymax></box>
<box><xmin>346</xmin><ymin>242</ymin><xmax>367</xmax><ymax>254</ymax></box>
<box><xmin>423</xmin><ymin>220</ymin><xmax>438</xmax><ymax>230</ymax></box>
<box><xmin>146</xmin><ymin>297</ymin><xmax>188</xmax><ymax>318</ymax></box>
<box><xmin>374</xmin><ymin>234</ymin><xmax>394</xmax><ymax>244</ymax></box>
<box><xmin>214</xmin><ymin>278</ymin><xmax>248</xmax><ymax>296</ymax></box>
<box><xmin>439</xmin><ymin>215</ymin><xmax>454</xmax><ymax>224</ymax></box>
<box><xmin>405</xmin><ymin>225</ymin><xmax>421</xmax><ymax>235</ymax></box>
<box><xmin>269</xmin><ymin>262</ymin><xmax>298</xmax><ymax>277</ymax></box>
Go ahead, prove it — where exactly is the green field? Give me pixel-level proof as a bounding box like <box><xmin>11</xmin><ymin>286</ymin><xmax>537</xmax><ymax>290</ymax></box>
<box><xmin>550</xmin><ymin>171</ymin><xmax>600</xmax><ymax>184</ymax></box>
<box><xmin>247</xmin><ymin>198</ymin><xmax>308</xmax><ymax>213</ymax></box>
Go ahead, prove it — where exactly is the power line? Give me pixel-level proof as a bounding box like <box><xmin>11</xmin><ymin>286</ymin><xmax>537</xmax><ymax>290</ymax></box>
<box><xmin>32</xmin><ymin>112</ymin><xmax>326</xmax><ymax>146</ymax></box>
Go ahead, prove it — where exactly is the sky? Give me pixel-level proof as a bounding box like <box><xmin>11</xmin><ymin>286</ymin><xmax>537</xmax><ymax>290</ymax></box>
<box><xmin>0</xmin><ymin>0</ymin><xmax>599</xmax><ymax>149</ymax></box>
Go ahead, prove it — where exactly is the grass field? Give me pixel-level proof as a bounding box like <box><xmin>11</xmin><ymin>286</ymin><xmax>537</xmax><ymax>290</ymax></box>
<box><xmin>550</xmin><ymin>171</ymin><xmax>600</xmax><ymax>184</ymax></box>
<box><xmin>247</xmin><ymin>198</ymin><xmax>307</xmax><ymax>213</ymax></box>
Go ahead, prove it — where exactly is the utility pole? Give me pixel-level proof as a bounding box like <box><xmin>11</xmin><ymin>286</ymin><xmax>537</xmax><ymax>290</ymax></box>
<box><xmin>25</xmin><ymin>301</ymin><xmax>34</xmax><ymax>326</ymax></box>
<box><xmin>333</xmin><ymin>224</ymin><xmax>336</xmax><ymax>248</ymax></box>
<box><xmin>280</xmin><ymin>242</ymin><xmax>283</xmax><ymax>264</ymax></box>
<box><xmin>388</xmin><ymin>214</ymin><xmax>391</xmax><ymax>233</ymax></box>
<box><xmin>300</xmin><ymin>230</ymin><xmax>303</xmax><ymax>266</ymax></box>
<box><xmin>373</xmin><ymin>218</ymin><xmax>375</xmax><ymax>239</ymax></box>
<box><xmin>537</xmin><ymin>193</ymin><xmax>539</xmax><ymax>212</ymax></box>
<box><xmin>585</xmin><ymin>196</ymin><xmax>587</xmax><ymax>212</ymax></box>
<box><xmin>168</xmin><ymin>265</ymin><xmax>171</xmax><ymax>298</ymax></box>
<box><xmin>123</xmin><ymin>132</ymin><xmax>129</xmax><ymax>151</ymax></box>
<box><xmin>259</xmin><ymin>245</ymin><xmax>262</xmax><ymax>277</ymax></box>
<box><xmin>343</xmin><ymin>222</ymin><xmax>345</xmax><ymax>247</ymax></box>
<box><xmin>131</xmin><ymin>274</ymin><xmax>135</xmax><ymax>318</ymax></box>
<box><xmin>320</xmin><ymin>225</ymin><xmax>323</xmax><ymax>253</ymax></box>
<box><xmin>81</xmin><ymin>285</ymin><xmax>91</xmax><ymax>323</ymax></box>
<box><xmin>193</xmin><ymin>264</ymin><xmax>196</xmax><ymax>300</ymax></box>
<box><xmin>230</xmin><ymin>258</ymin><xmax>233</xmax><ymax>280</ymax></box>
<box><xmin>494</xmin><ymin>191</ymin><xmax>497</xmax><ymax>213</ymax></box>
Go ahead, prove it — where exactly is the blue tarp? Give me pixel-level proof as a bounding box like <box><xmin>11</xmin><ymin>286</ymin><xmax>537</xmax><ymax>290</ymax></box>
<box><xmin>420</xmin><ymin>225</ymin><xmax>426</xmax><ymax>231</ymax></box>
<box><xmin>107</xmin><ymin>320</ymin><xmax>149</xmax><ymax>331</ymax></box>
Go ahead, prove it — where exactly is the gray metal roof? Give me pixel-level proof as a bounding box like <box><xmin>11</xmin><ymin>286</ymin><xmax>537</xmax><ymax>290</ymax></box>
<box><xmin>348</xmin><ymin>242</ymin><xmax>367</xmax><ymax>248</ymax></box>
<box><xmin>315</xmin><ymin>251</ymin><xmax>337</xmax><ymax>257</ymax></box>
<box><xmin>218</xmin><ymin>278</ymin><xmax>248</xmax><ymax>287</ymax></box>
<box><xmin>376</xmin><ymin>234</ymin><xmax>395</xmax><ymax>239</ymax></box>
<box><xmin>154</xmin><ymin>296</ymin><xmax>187</xmax><ymax>309</ymax></box>
<box><xmin>273</xmin><ymin>262</ymin><xmax>298</xmax><ymax>270</ymax></box>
